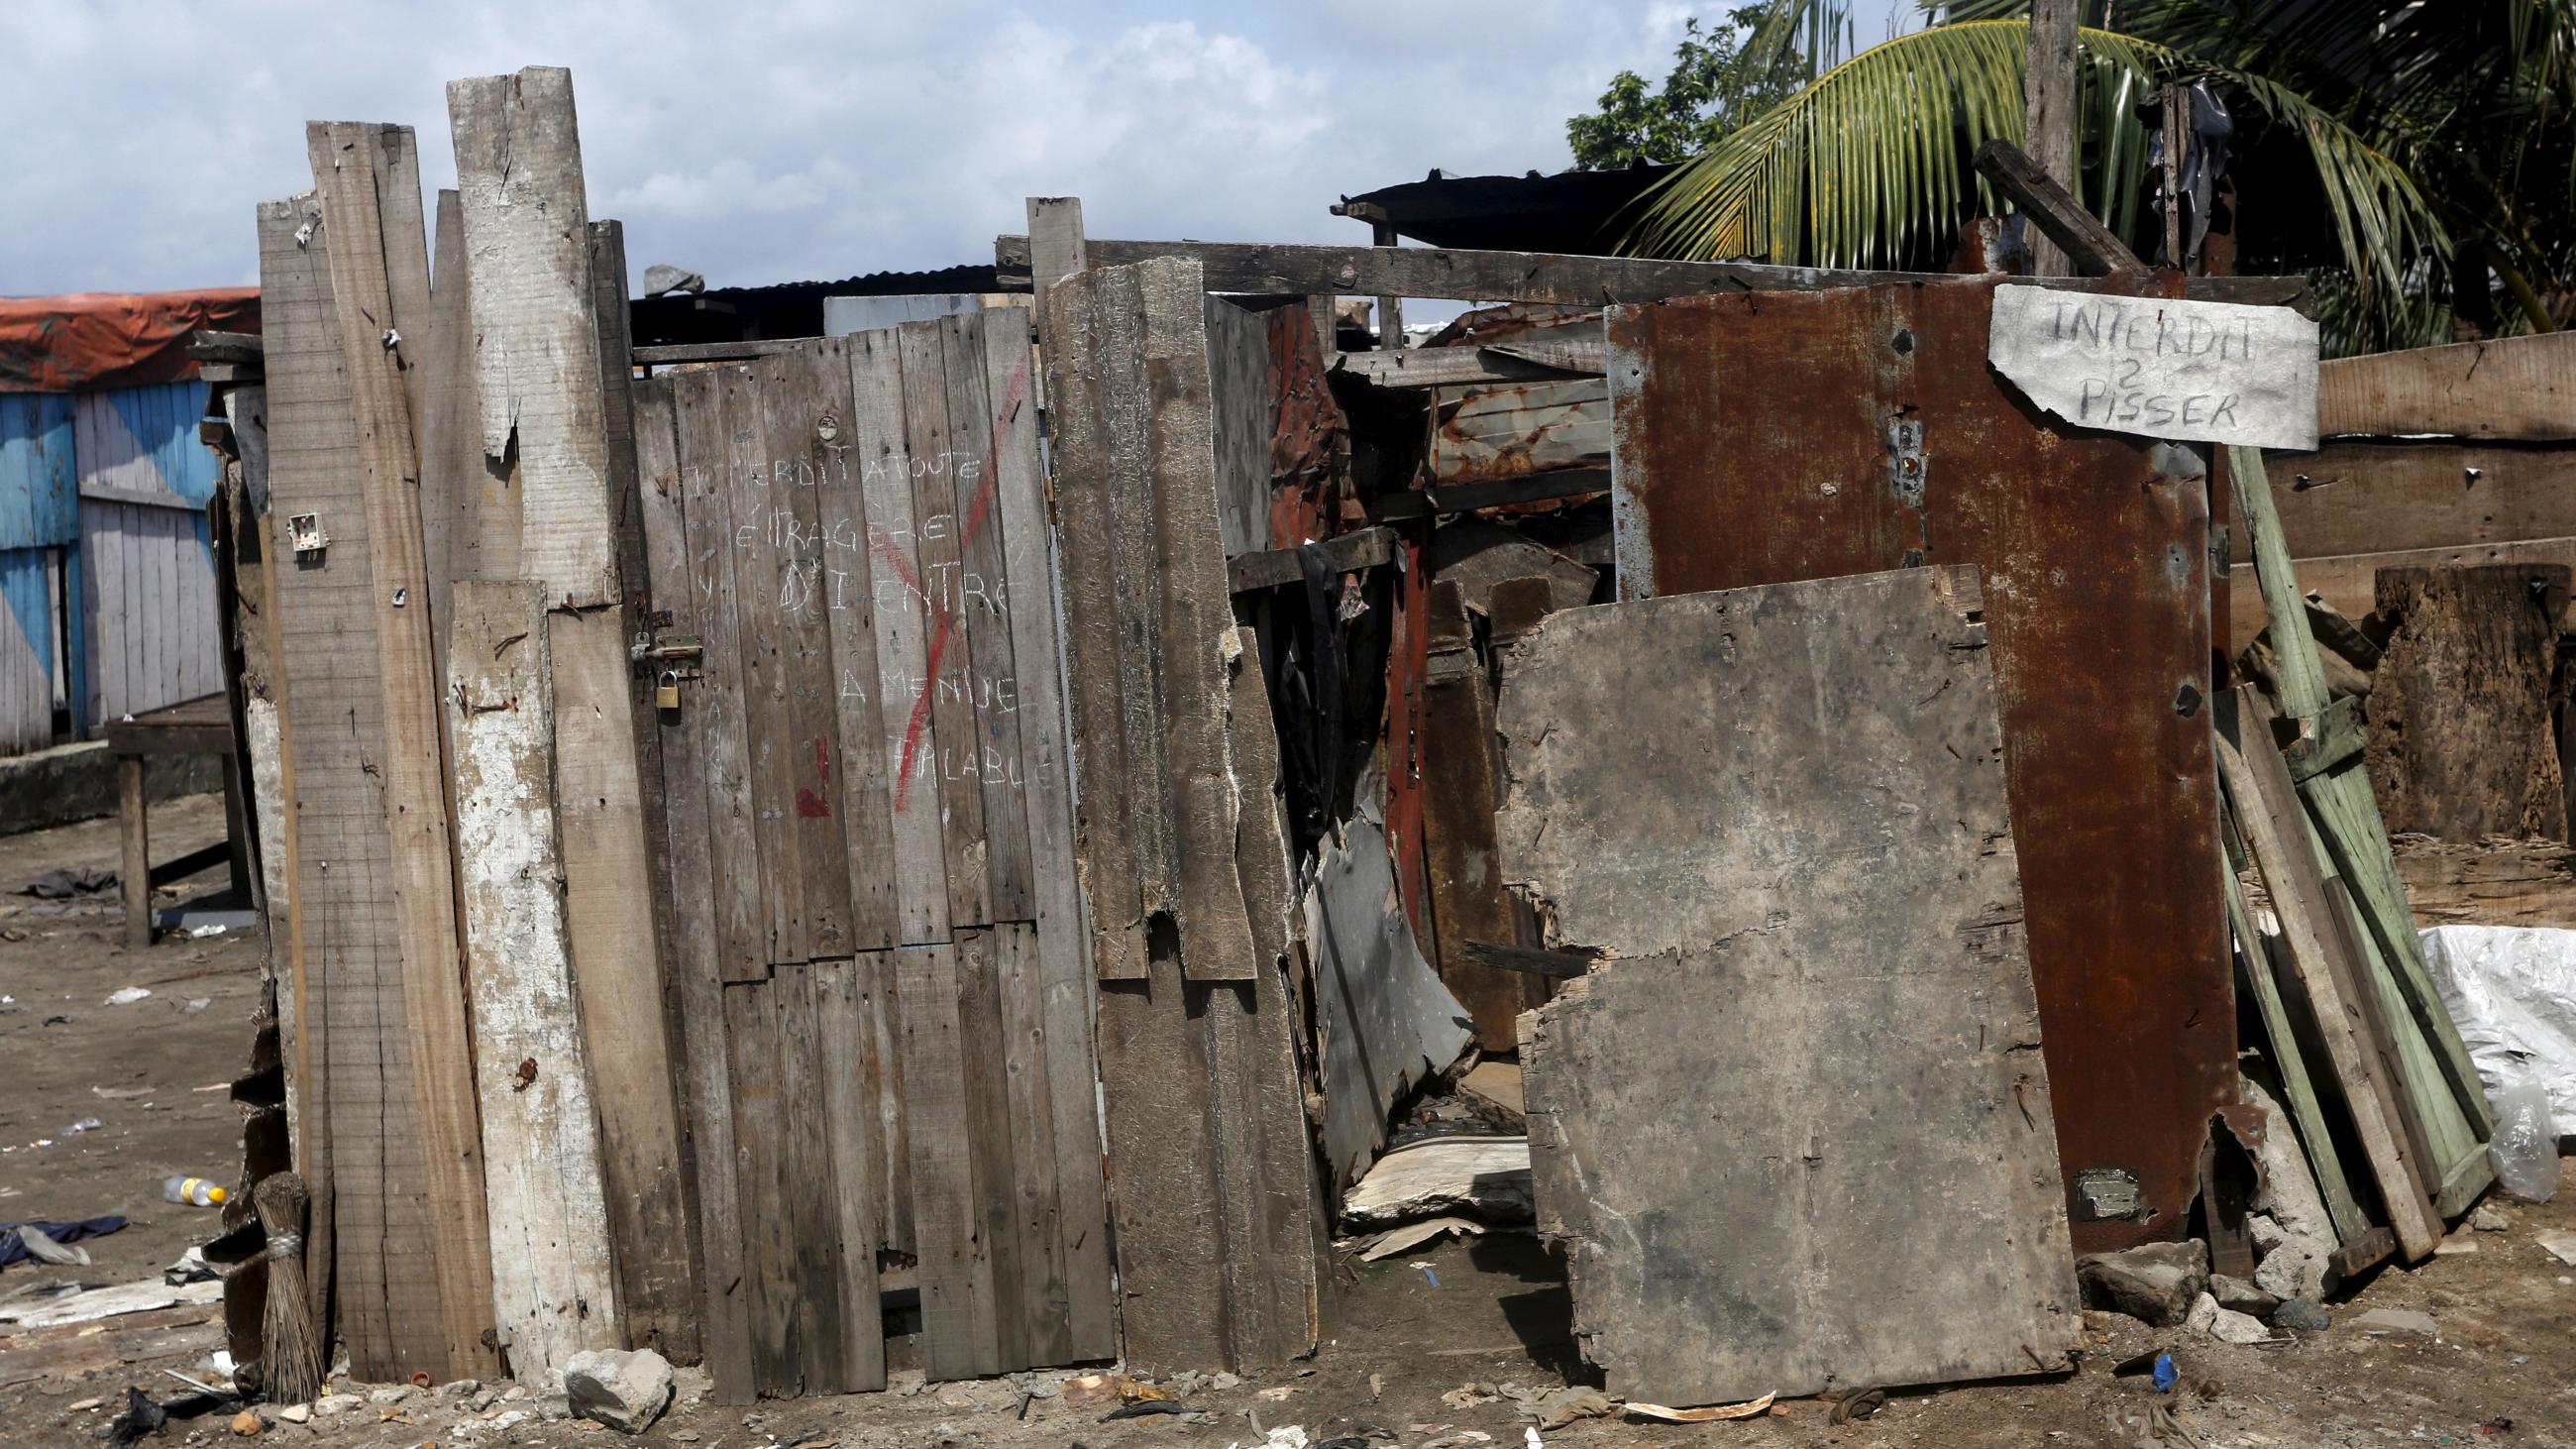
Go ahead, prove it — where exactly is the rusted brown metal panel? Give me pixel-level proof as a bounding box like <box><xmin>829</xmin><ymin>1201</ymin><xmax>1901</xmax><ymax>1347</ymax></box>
<box><xmin>1607</xmin><ymin>276</ymin><xmax>2233</xmax><ymax>1253</ymax></box>
<box><xmin>1434</xmin><ymin>379</ymin><xmax>1607</xmax><ymax>485</ymax></box>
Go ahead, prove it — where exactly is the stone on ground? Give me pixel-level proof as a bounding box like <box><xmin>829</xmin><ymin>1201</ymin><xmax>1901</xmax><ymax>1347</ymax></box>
<box><xmin>2273</xmin><ymin>1296</ymin><xmax>2330</xmax><ymax>1331</ymax></box>
<box><xmin>2077</xmin><ymin>1239</ymin><xmax>2208</xmax><ymax>1326</ymax></box>
<box><xmin>2350</xmin><ymin>1307</ymin><xmax>2438</xmax><ymax>1339</ymax></box>
<box><xmin>564</xmin><ymin>1347</ymin><xmax>676</xmax><ymax>1434</ymax></box>
<box><xmin>2210</xmin><ymin>1273</ymin><xmax>2280</xmax><ymax>1318</ymax></box>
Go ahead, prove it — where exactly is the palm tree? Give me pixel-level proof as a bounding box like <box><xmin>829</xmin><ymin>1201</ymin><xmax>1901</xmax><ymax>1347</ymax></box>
<box><xmin>1630</xmin><ymin>1</ymin><xmax>2576</xmax><ymax>353</ymax></box>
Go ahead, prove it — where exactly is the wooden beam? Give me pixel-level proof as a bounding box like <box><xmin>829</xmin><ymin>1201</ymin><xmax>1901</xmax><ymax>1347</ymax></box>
<box><xmin>1024</xmin><ymin>196</ymin><xmax>1089</xmax><ymax>321</ymax></box>
<box><xmin>2023</xmin><ymin>0</ymin><xmax>2083</xmax><ymax>277</ymax></box>
<box><xmin>1332</xmin><ymin>339</ymin><xmax>1606</xmax><ymax>389</ymax></box>
<box><xmin>2318</xmin><ymin>332</ymin><xmax>2576</xmax><ymax>442</ymax></box>
<box><xmin>1459</xmin><ymin>939</ymin><xmax>1595</xmax><ymax>980</ymax></box>
<box><xmin>1973</xmin><ymin>139</ymin><xmax>2147</xmax><ymax>279</ymax></box>
<box><xmin>186</xmin><ymin>330</ymin><xmax>266</xmax><ymax>363</ymax></box>
<box><xmin>995</xmin><ymin>235</ymin><xmax>2293</xmax><ymax>308</ymax></box>
<box><xmin>632</xmin><ymin>338</ymin><xmax>815</xmax><ymax>367</ymax></box>
<box><xmin>1227</xmin><ymin>525</ymin><xmax>1396</xmax><ymax>593</ymax></box>
<box><xmin>118</xmin><ymin>756</ymin><xmax>150</xmax><ymax>947</ymax></box>
<box><xmin>1370</xmin><ymin>219</ymin><xmax>1404</xmax><ymax>350</ymax></box>
<box><xmin>1371</xmin><ymin>467</ymin><xmax>1612</xmax><ymax>521</ymax></box>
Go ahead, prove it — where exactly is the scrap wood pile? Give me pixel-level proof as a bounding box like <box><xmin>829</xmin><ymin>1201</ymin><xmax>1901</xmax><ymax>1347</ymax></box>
<box><xmin>145</xmin><ymin>55</ymin><xmax>2547</xmax><ymax>1431</ymax></box>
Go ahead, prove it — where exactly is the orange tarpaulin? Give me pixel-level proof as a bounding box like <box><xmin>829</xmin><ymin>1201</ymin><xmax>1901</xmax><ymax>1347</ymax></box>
<box><xmin>0</xmin><ymin>288</ymin><xmax>260</xmax><ymax>393</ymax></box>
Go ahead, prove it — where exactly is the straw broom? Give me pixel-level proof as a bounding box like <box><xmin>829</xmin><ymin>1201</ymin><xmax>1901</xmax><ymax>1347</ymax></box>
<box><xmin>253</xmin><ymin>1173</ymin><xmax>322</xmax><ymax>1405</ymax></box>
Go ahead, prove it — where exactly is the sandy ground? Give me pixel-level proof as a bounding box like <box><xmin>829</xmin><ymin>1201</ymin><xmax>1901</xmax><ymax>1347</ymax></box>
<box><xmin>4</xmin><ymin>801</ymin><xmax>2575</xmax><ymax>1448</ymax></box>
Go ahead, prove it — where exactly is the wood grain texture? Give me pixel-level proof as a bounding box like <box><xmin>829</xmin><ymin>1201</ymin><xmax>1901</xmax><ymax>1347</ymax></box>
<box><xmin>897</xmin><ymin>321</ymin><xmax>995</xmax><ymax>930</ymax></box>
<box><xmin>445</xmin><ymin>67</ymin><xmax>615</xmax><ymax>605</ymax></box>
<box><xmin>416</xmin><ymin>189</ymin><xmax>481</xmax><ymax>673</ymax></box>
<box><xmin>1419</xmin><ymin>580</ymin><xmax>1547</xmax><ymax>1053</ymax></box>
<box><xmin>810</xmin><ymin>956</ymin><xmax>890</xmax><ymax>1390</ymax></box>
<box><xmin>631</xmin><ymin>378</ymin><xmax>756</xmax><ymax>1399</ymax></box>
<box><xmin>938</xmin><ymin>319</ymin><xmax>1036</xmax><ymax>923</ymax></box>
<box><xmin>724</xmin><ymin>977</ymin><xmax>796</xmax><ymax>1392</ymax></box>
<box><xmin>2318</xmin><ymin>331</ymin><xmax>2576</xmax><ymax>441</ymax></box>
<box><xmin>1506</xmin><ymin>566</ymin><xmax>2079</xmax><ymax>1406</ymax></box>
<box><xmin>446</xmin><ymin>579</ymin><xmax>622</xmax><ymax>1377</ymax></box>
<box><xmin>895</xmin><ymin>941</ymin><xmax>1000</xmax><ymax>1379</ymax></box>
<box><xmin>2366</xmin><ymin>564</ymin><xmax>2569</xmax><ymax>841</ymax></box>
<box><xmin>305</xmin><ymin>124</ymin><xmax>499</xmax><ymax>1378</ymax></box>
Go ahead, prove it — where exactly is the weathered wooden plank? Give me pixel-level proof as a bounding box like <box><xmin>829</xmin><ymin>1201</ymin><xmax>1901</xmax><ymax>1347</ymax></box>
<box><xmin>724</xmin><ymin>978</ymin><xmax>795</xmax><ymax>1393</ymax></box>
<box><xmin>1505</xmin><ymin>565</ymin><xmax>2080</xmax><ymax>1406</ymax></box>
<box><xmin>937</xmin><ymin>316</ymin><xmax>1036</xmax><ymax>922</ymax></box>
<box><xmin>1420</xmin><ymin>580</ymin><xmax>1545</xmax><ymax>1053</ymax></box>
<box><xmin>1332</xmin><ymin>338</ymin><xmax>1607</xmax><ymax>389</ymax></box>
<box><xmin>632</xmin><ymin>378</ymin><xmax>756</xmax><ymax>1399</ymax></box>
<box><xmin>982</xmin><ymin>317</ymin><xmax>1117</xmax><ymax>1355</ymax></box>
<box><xmin>811</xmin><ymin>344</ymin><xmax>902</xmax><ymax>952</ymax></box>
<box><xmin>896</xmin><ymin>321</ymin><xmax>995</xmax><ymax>929</ymax></box>
<box><xmin>669</xmin><ymin>369</ymin><xmax>772</xmax><ymax>983</ymax></box>
<box><xmin>1206</xmin><ymin>295</ymin><xmax>1273</xmax><ymax>557</ymax></box>
<box><xmin>252</xmin><ymin>191</ymin><xmax>349</xmax><ymax>1363</ymax></box>
<box><xmin>416</xmin><ymin>189</ymin><xmax>479</xmax><ymax>677</ymax></box>
<box><xmin>1023</xmin><ymin>197</ymin><xmax>1088</xmax><ymax>320</ymax></box>
<box><xmin>2319</xmin><ymin>331</ymin><xmax>2576</xmax><ymax>441</ymax></box>
<box><xmin>895</xmin><ymin>941</ymin><xmax>1000</xmax><ymax>1379</ymax></box>
<box><xmin>2228</xmin><ymin>536</ymin><xmax>2576</xmax><ymax>658</ymax></box>
<box><xmin>850</xmin><ymin>330</ymin><xmax>952</xmax><ymax>947</ymax></box>
<box><xmin>956</xmin><ymin>928</ymin><xmax>1028</xmax><ymax>1369</ymax></box>
<box><xmin>754</xmin><ymin>341</ymin><xmax>856</xmax><ymax>957</ymax></box>
<box><xmin>723</xmin><ymin>358</ymin><xmax>814</xmax><ymax>965</ymax></box>
<box><xmin>445</xmin><ymin>66</ymin><xmax>615</xmax><ymax>605</ymax></box>
<box><xmin>1229</xmin><ymin>526</ymin><xmax>1396</xmax><ymax>594</ymax></box>
<box><xmin>307</xmin><ymin>123</ymin><xmax>497</xmax><ymax>1379</ymax></box>
<box><xmin>991</xmin><ymin>921</ymin><xmax>1067</xmax><ymax>1365</ymax></box>
<box><xmin>446</xmin><ymin>579</ymin><xmax>622</xmax><ymax>1378</ymax></box>
<box><xmin>776</xmin><ymin>961</ymin><xmax>849</xmax><ymax>1393</ymax></box>
<box><xmin>2220</xmin><ymin>849</ymin><xmax>2368</xmax><ymax>1244</ymax></box>
<box><xmin>2367</xmin><ymin>564</ymin><xmax>2569</xmax><ymax>840</ymax></box>
<box><xmin>1091</xmin><ymin>955</ymin><xmax>1228</xmax><ymax>1372</ymax></box>
<box><xmin>2215</xmin><ymin>685</ymin><xmax>2442</xmax><ymax>1261</ymax></box>
<box><xmin>994</xmin><ymin>234</ymin><xmax>2304</xmax><ymax>308</ymax></box>
<box><xmin>811</xmin><ymin>955</ymin><xmax>890</xmax><ymax>1390</ymax></box>
<box><xmin>2242</xmin><ymin>439</ymin><xmax>2576</xmax><ymax>571</ymax></box>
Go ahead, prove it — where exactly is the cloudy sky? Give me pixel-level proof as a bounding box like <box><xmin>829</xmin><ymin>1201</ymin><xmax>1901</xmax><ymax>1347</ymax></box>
<box><xmin>8</xmin><ymin>0</ymin><xmax>1915</xmax><ymax>299</ymax></box>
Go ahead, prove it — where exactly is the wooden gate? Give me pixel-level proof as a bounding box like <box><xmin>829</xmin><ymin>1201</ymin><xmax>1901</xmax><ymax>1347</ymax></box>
<box><xmin>631</xmin><ymin>309</ymin><xmax>1114</xmax><ymax>1397</ymax></box>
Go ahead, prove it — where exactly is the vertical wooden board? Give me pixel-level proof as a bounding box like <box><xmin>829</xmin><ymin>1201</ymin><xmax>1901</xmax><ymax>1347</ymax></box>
<box><xmin>812</xmin><ymin>344</ymin><xmax>901</xmax><ymax>952</ymax></box>
<box><xmin>306</xmin><ymin>128</ymin><xmax>501</xmax><ymax>1379</ymax></box>
<box><xmin>812</xmin><ymin>957</ymin><xmax>891</xmax><ymax>1390</ymax></box>
<box><xmin>1095</xmin><ymin>270</ymin><xmax>1179</xmax><ymax>939</ymax></box>
<box><xmin>633</xmin><ymin>379</ymin><xmax>756</xmax><ymax>1399</ymax></box>
<box><xmin>445</xmin><ymin>67</ymin><xmax>615</xmax><ymax>606</ymax></box>
<box><xmin>894</xmin><ymin>942</ymin><xmax>1001</xmax><ymax>1380</ymax></box>
<box><xmin>2365</xmin><ymin>563</ymin><xmax>2569</xmax><ymax>841</ymax></box>
<box><xmin>1420</xmin><ymin>581</ymin><xmax>1546</xmax><ymax>1053</ymax></box>
<box><xmin>955</xmin><ymin>929</ymin><xmax>1028</xmax><ymax>1369</ymax></box>
<box><xmin>670</xmin><ymin>370</ymin><xmax>770</xmax><ymax>983</ymax></box>
<box><xmin>984</xmin><ymin>320</ymin><xmax>1116</xmax><ymax>1353</ymax></box>
<box><xmin>724</xmin><ymin>979</ymin><xmax>796</xmax><ymax>1394</ymax></box>
<box><xmin>418</xmin><ymin>190</ymin><xmax>481</xmax><ymax>632</ymax></box>
<box><xmin>895</xmin><ymin>321</ymin><xmax>994</xmax><ymax>928</ymax></box>
<box><xmin>992</xmin><ymin>923</ymin><xmax>1068</xmax><ymax>1365</ymax></box>
<box><xmin>721</xmin><ymin>362</ymin><xmax>811</xmax><ymax>965</ymax></box>
<box><xmin>754</xmin><ymin>343</ymin><xmax>855</xmax><ymax>956</ymax></box>
<box><xmin>446</xmin><ymin>580</ymin><xmax>623</xmax><ymax>1378</ymax></box>
<box><xmin>258</xmin><ymin>190</ymin><xmax>396</xmax><ymax>1371</ymax></box>
<box><xmin>1204</xmin><ymin>296</ymin><xmax>1274</xmax><ymax>558</ymax></box>
<box><xmin>937</xmin><ymin>315</ymin><xmax>1036</xmax><ymax>922</ymax></box>
<box><xmin>848</xmin><ymin>330</ymin><xmax>951</xmax><ymax>946</ymax></box>
<box><xmin>869</xmin><ymin>961</ymin><xmax>915</xmax><ymax>1257</ymax></box>
<box><xmin>1093</xmin><ymin>956</ymin><xmax>1228</xmax><ymax>1373</ymax></box>
<box><xmin>774</xmin><ymin>962</ymin><xmax>848</xmax><ymax>1393</ymax></box>
<box><xmin>1503</xmin><ymin>567</ymin><xmax>2079</xmax><ymax>1405</ymax></box>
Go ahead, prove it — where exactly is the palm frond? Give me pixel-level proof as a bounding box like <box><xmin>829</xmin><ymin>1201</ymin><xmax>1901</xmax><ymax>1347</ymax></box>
<box><xmin>1631</xmin><ymin>19</ymin><xmax>2446</xmax><ymax>313</ymax></box>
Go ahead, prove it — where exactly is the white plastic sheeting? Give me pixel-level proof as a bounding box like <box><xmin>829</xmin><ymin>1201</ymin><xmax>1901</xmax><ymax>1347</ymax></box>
<box><xmin>2418</xmin><ymin>925</ymin><xmax>2576</xmax><ymax>1128</ymax></box>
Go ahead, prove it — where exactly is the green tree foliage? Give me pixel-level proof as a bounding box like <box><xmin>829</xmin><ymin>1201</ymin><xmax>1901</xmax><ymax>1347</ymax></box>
<box><xmin>1566</xmin><ymin>8</ymin><xmax>1846</xmax><ymax>169</ymax></box>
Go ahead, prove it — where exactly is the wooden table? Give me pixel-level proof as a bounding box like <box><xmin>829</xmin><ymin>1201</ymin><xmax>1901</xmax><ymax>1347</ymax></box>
<box><xmin>103</xmin><ymin>695</ymin><xmax>251</xmax><ymax>947</ymax></box>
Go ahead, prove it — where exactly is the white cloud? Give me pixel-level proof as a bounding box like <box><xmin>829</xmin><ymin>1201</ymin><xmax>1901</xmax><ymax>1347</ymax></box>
<box><xmin>0</xmin><ymin>1</ymin><xmax>1710</xmax><ymax>297</ymax></box>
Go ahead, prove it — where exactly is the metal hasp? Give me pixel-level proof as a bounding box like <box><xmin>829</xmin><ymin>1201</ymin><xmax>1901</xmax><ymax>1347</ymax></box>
<box><xmin>1606</xmin><ymin>275</ymin><xmax>2231</xmax><ymax>1252</ymax></box>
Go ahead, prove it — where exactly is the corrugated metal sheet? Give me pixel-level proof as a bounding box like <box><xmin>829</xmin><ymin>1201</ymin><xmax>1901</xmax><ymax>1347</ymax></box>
<box><xmin>1608</xmin><ymin>276</ymin><xmax>2233</xmax><ymax>1253</ymax></box>
<box><xmin>1</xmin><ymin>393</ymin><xmax>78</xmax><ymax>549</ymax></box>
<box><xmin>0</xmin><ymin>546</ymin><xmax>58</xmax><ymax>752</ymax></box>
<box><xmin>1433</xmin><ymin>379</ymin><xmax>1607</xmax><ymax>485</ymax></box>
<box><xmin>76</xmin><ymin>381</ymin><xmax>222</xmax><ymax>728</ymax></box>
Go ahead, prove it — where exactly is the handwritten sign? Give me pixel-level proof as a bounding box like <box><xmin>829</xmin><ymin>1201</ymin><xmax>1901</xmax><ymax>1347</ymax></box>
<box><xmin>1987</xmin><ymin>285</ymin><xmax>2318</xmax><ymax>450</ymax></box>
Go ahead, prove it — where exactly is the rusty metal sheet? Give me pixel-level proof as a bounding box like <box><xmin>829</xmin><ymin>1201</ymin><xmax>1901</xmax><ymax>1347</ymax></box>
<box><xmin>1434</xmin><ymin>378</ymin><xmax>1607</xmax><ymax>484</ymax></box>
<box><xmin>1607</xmin><ymin>275</ymin><xmax>2232</xmax><ymax>1253</ymax></box>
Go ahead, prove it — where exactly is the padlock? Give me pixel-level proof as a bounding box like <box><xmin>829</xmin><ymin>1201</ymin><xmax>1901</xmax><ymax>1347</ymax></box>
<box><xmin>656</xmin><ymin>670</ymin><xmax>682</xmax><ymax>711</ymax></box>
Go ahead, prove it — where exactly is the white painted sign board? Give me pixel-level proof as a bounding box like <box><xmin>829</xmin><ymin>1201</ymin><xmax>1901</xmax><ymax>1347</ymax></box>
<box><xmin>1987</xmin><ymin>284</ymin><xmax>2319</xmax><ymax>450</ymax></box>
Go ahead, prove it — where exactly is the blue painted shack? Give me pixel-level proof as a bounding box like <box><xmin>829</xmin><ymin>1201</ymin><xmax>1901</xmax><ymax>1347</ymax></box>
<box><xmin>0</xmin><ymin>288</ymin><xmax>257</xmax><ymax>754</ymax></box>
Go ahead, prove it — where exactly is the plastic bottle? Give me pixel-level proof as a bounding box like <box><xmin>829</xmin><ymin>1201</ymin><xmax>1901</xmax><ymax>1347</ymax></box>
<box><xmin>2488</xmin><ymin>1078</ymin><xmax>2560</xmax><ymax>1203</ymax></box>
<box><xmin>161</xmin><ymin>1175</ymin><xmax>228</xmax><ymax>1207</ymax></box>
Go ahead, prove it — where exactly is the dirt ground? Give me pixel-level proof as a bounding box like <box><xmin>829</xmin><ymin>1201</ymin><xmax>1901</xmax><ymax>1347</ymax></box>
<box><xmin>4</xmin><ymin>801</ymin><xmax>2575</xmax><ymax>1448</ymax></box>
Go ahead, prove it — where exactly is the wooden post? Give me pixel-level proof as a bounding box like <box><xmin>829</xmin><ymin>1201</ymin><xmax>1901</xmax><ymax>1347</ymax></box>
<box><xmin>2161</xmin><ymin>82</ymin><xmax>2187</xmax><ymax>269</ymax></box>
<box><xmin>2022</xmin><ymin>0</ymin><xmax>2082</xmax><ymax>278</ymax></box>
<box><xmin>1371</xmin><ymin>220</ymin><xmax>1404</xmax><ymax>350</ymax></box>
<box><xmin>118</xmin><ymin>754</ymin><xmax>149</xmax><ymax>947</ymax></box>
<box><xmin>447</xmin><ymin>579</ymin><xmax>624</xmax><ymax>1378</ymax></box>
<box><xmin>448</xmin><ymin>66</ymin><xmax>698</xmax><ymax>1357</ymax></box>
<box><xmin>1025</xmin><ymin>196</ymin><xmax>1088</xmax><ymax>319</ymax></box>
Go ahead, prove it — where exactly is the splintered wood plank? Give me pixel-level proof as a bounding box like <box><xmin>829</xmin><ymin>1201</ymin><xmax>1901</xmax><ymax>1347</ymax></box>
<box><xmin>775</xmin><ymin>961</ymin><xmax>849</xmax><ymax>1393</ymax></box>
<box><xmin>1040</xmin><ymin>262</ymin><xmax>1153</xmax><ymax>977</ymax></box>
<box><xmin>2213</xmin><ymin>686</ymin><xmax>2442</xmax><ymax>1261</ymax></box>
<box><xmin>850</xmin><ymin>330</ymin><xmax>952</xmax><ymax>946</ymax></box>
<box><xmin>445</xmin><ymin>66</ymin><xmax>615</xmax><ymax>605</ymax></box>
<box><xmin>812</xmin><ymin>956</ymin><xmax>891</xmax><ymax>1389</ymax></box>
<box><xmin>669</xmin><ymin>369</ymin><xmax>770</xmax><ymax>983</ymax></box>
<box><xmin>894</xmin><ymin>941</ymin><xmax>1001</xmax><ymax>1379</ymax></box>
<box><xmin>895</xmin><ymin>321</ymin><xmax>995</xmax><ymax>929</ymax></box>
<box><xmin>632</xmin><ymin>379</ymin><xmax>756</xmax><ymax>1399</ymax></box>
<box><xmin>754</xmin><ymin>342</ymin><xmax>856</xmax><ymax>957</ymax></box>
<box><xmin>2220</xmin><ymin>851</ymin><xmax>2368</xmax><ymax>1245</ymax></box>
<box><xmin>805</xmin><ymin>343</ymin><xmax>901</xmax><ymax>952</ymax></box>
<box><xmin>957</xmin><ymin>928</ymin><xmax>1029</xmax><ymax>1369</ymax></box>
<box><xmin>724</xmin><ymin>978</ymin><xmax>796</xmax><ymax>1393</ymax></box>
<box><xmin>1091</xmin><ymin>953</ymin><xmax>1228</xmax><ymax>1373</ymax></box>
<box><xmin>417</xmin><ymin>189</ymin><xmax>481</xmax><ymax>672</ymax></box>
<box><xmin>937</xmin><ymin>315</ymin><xmax>1036</xmax><ymax>921</ymax></box>
<box><xmin>446</xmin><ymin>580</ymin><xmax>622</xmax><ymax>1378</ymax></box>
<box><xmin>992</xmin><ymin>922</ymin><xmax>1068</xmax><ymax>1365</ymax></box>
<box><xmin>305</xmin><ymin>125</ymin><xmax>498</xmax><ymax>1380</ymax></box>
<box><xmin>1505</xmin><ymin>566</ymin><xmax>2080</xmax><ymax>1406</ymax></box>
<box><xmin>984</xmin><ymin>319</ymin><xmax>1117</xmax><ymax>1356</ymax></box>
<box><xmin>722</xmin><ymin>359</ymin><xmax>812</xmax><ymax>965</ymax></box>
<box><xmin>253</xmin><ymin>190</ymin><xmax>357</xmax><ymax>1366</ymax></box>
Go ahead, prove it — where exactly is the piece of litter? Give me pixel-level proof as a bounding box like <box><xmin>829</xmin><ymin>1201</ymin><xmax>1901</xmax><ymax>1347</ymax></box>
<box><xmin>1256</xmin><ymin>1387</ymin><xmax>1299</xmax><ymax>1401</ymax></box>
<box><xmin>2534</xmin><ymin>1230</ymin><xmax>2576</xmax><ymax>1268</ymax></box>
<box><xmin>1524</xmin><ymin>1428</ymin><xmax>1542</xmax><ymax>1449</ymax></box>
<box><xmin>93</xmin><ymin>1085</ymin><xmax>151</xmax><ymax>1100</ymax></box>
<box><xmin>1627</xmin><ymin>1393</ymin><xmax>1775</xmax><ymax>1422</ymax></box>
<box><xmin>64</xmin><ymin>1117</ymin><xmax>103</xmax><ymax>1134</ymax></box>
<box><xmin>187</xmin><ymin>924</ymin><xmax>228</xmax><ymax>939</ymax></box>
<box><xmin>1415</xmin><ymin>1262</ymin><xmax>1440</xmax><ymax>1287</ymax></box>
<box><xmin>105</xmin><ymin>987</ymin><xmax>152</xmax><ymax>1006</ymax></box>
